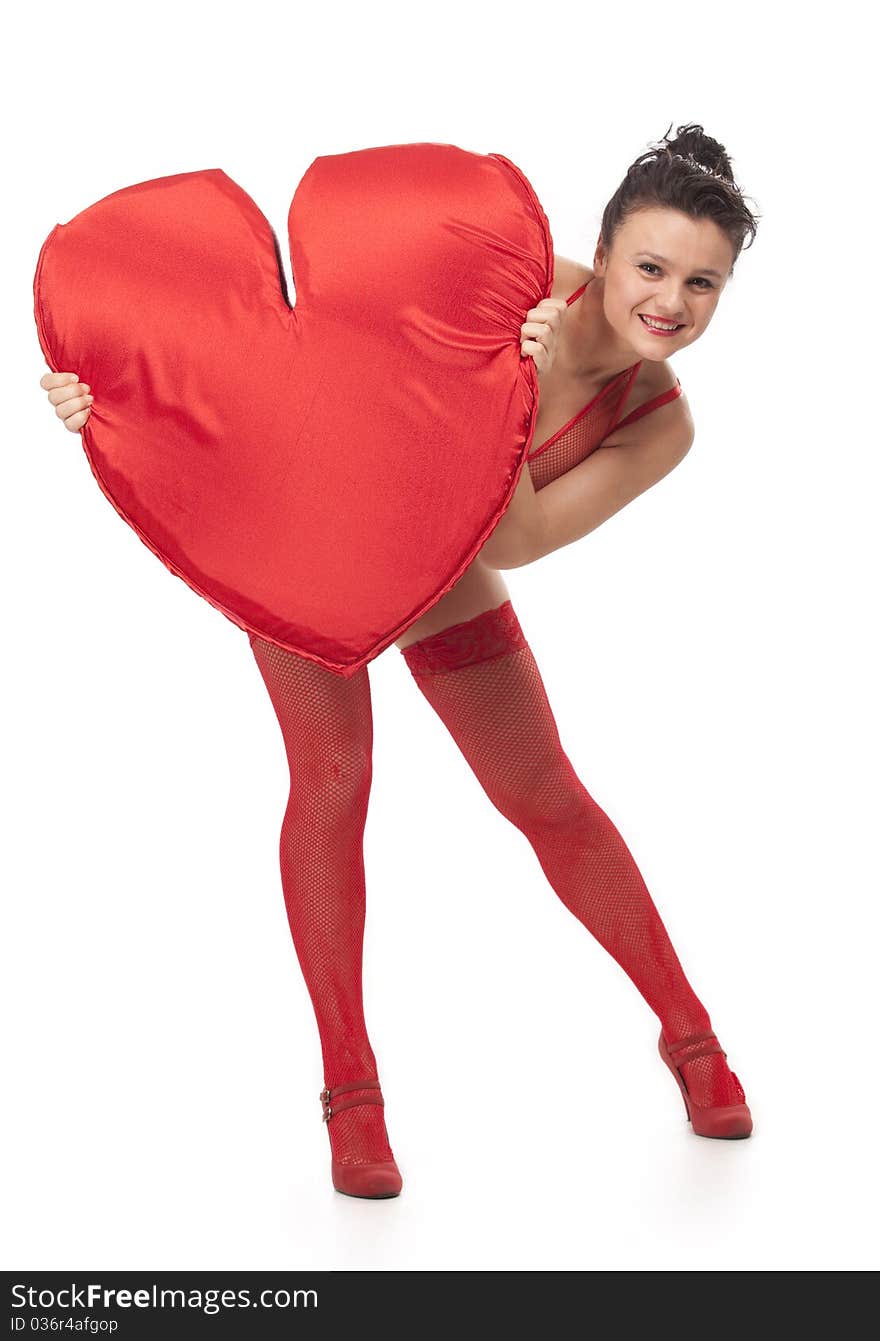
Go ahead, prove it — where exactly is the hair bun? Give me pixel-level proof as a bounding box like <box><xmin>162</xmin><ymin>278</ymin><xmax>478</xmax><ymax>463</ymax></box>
<box><xmin>659</xmin><ymin>121</ymin><xmax>735</xmax><ymax>184</ymax></box>
<box><xmin>600</xmin><ymin>122</ymin><xmax>760</xmax><ymax>268</ymax></box>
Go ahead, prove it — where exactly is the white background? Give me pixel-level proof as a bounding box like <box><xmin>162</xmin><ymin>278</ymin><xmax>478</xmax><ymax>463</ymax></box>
<box><xmin>3</xmin><ymin>0</ymin><xmax>877</xmax><ymax>1272</ymax></box>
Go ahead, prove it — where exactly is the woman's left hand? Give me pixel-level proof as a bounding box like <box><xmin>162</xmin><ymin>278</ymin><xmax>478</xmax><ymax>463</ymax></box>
<box><xmin>520</xmin><ymin>297</ymin><xmax>568</xmax><ymax>374</ymax></box>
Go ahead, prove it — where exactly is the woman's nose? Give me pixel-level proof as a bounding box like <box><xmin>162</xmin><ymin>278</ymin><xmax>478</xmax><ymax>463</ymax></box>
<box><xmin>655</xmin><ymin>288</ymin><xmax>687</xmax><ymax>319</ymax></box>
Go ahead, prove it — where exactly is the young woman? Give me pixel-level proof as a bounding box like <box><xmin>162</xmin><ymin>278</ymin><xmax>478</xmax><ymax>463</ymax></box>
<box><xmin>40</xmin><ymin>123</ymin><xmax>759</xmax><ymax>1200</ymax></box>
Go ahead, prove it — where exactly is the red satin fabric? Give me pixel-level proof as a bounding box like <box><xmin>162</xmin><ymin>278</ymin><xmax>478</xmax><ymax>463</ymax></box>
<box><xmin>33</xmin><ymin>143</ymin><xmax>553</xmax><ymax>677</ymax></box>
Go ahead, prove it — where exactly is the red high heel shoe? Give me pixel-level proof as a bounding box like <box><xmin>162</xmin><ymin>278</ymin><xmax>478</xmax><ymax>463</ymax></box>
<box><xmin>658</xmin><ymin>1030</ymin><xmax>753</xmax><ymax>1139</ymax></box>
<box><xmin>320</xmin><ymin>1079</ymin><xmax>403</xmax><ymax>1198</ymax></box>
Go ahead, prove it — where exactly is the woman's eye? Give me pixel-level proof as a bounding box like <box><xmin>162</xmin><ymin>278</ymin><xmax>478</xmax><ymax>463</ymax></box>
<box><xmin>638</xmin><ymin>262</ymin><xmax>712</xmax><ymax>289</ymax></box>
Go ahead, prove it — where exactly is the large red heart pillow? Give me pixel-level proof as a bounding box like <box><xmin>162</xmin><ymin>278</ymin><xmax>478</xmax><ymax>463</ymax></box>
<box><xmin>33</xmin><ymin>142</ymin><xmax>553</xmax><ymax>676</ymax></box>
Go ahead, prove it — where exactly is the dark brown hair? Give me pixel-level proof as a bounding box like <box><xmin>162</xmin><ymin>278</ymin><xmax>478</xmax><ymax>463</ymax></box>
<box><xmin>600</xmin><ymin>122</ymin><xmax>760</xmax><ymax>276</ymax></box>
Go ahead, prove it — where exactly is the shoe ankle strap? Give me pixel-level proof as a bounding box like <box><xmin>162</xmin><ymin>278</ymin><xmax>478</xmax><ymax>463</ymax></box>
<box><xmin>320</xmin><ymin>1078</ymin><xmax>384</xmax><ymax>1123</ymax></box>
<box><xmin>666</xmin><ymin>1030</ymin><xmax>727</xmax><ymax>1065</ymax></box>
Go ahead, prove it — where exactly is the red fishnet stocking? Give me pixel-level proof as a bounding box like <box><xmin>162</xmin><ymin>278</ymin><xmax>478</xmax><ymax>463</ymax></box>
<box><xmin>249</xmin><ymin>633</ymin><xmax>394</xmax><ymax>1167</ymax></box>
<box><xmin>401</xmin><ymin>601</ymin><xmax>744</xmax><ymax>1109</ymax></box>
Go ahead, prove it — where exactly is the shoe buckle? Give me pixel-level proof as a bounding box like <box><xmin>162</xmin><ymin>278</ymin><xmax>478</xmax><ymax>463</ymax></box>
<box><xmin>320</xmin><ymin>1086</ymin><xmax>333</xmax><ymax>1122</ymax></box>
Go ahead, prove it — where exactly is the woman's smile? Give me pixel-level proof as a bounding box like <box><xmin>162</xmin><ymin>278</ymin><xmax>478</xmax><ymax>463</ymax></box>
<box><xmin>638</xmin><ymin>313</ymin><xmax>685</xmax><ymax>336</ymax></box>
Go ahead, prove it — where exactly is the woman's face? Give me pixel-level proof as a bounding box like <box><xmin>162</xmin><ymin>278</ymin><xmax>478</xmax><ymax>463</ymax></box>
<box><xmin>594</xmin><ymin>207</ymin><xmax>735</xmax><ymax>361</ymax></box>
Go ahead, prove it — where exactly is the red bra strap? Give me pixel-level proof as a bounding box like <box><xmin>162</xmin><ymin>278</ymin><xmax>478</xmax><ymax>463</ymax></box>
<box><xmin>611</xmin><ymin>381</ymin><xmax>683</xmax><ymax>433</ymax></box>
<box><xmin>565</xmin><ymin>276</ymin><xmax>594</xmax><ymax>306</ymax></box>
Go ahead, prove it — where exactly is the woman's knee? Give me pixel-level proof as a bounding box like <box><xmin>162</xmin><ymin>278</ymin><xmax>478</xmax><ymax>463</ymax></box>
<box><xmin>284</xmin><ymin>740</ymin><xmax>374</xmax><ymax>838</ymax></box>
<box><xmin>487</xmin><ymin>759</ymin><xmax>591</xmax><ymax>832</ymax></box>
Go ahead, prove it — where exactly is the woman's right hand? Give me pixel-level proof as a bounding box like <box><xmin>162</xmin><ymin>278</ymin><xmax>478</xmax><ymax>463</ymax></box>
<box><xmin>39</xmin><ymin>371</ymin><xmax>94</xmax><ymax>432</ymax></box>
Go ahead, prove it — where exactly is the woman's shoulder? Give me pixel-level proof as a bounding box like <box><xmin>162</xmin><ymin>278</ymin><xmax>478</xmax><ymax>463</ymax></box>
<box><xmin>633</xmin><ymin>356</ymin><xmax>682</xmax><ymax>399</ymax></box>
<box><xmin>550</xmin><ymin>253</ymin><xmax>592</xmax><ymax>283</ymax></box>
<box><xmin>603</xmin><ymin>359</ymin><xmax>691</xmax><ymax>449</ymax></box>
<box><xmin>550</xmin><ymin>255</ymin><xmax>594</xmax><ymax>301</ymax></box>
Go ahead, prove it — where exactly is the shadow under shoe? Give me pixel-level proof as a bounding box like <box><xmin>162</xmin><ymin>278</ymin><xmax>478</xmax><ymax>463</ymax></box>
<box><xmin>658</xmin><ymin>1030</ymin><xmax>753</xmax><ymax>1139</ymax></box>
<box><xmin>320</xmin><ymin>1079</ymin><xmax>403</xmax><ymax>1198</ymax></box>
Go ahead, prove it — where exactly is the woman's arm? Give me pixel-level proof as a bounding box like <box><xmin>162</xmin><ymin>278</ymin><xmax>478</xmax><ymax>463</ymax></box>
<box><xmin>484</xmin><ymin>399</ymin><xmax>695</xmax><ymax>570</ymax></box>
<box><xmin>479</xmin><ymin>463</ymin><xmax>545</xmax><ymax>569</ymax></box>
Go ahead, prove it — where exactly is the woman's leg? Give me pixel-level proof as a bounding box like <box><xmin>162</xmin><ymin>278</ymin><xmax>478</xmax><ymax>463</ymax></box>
<box><xmin>249</xmin><ymin>632</ymin><xmax>395</xmax><ymax>1168</ymax></box>
<box><xmin>399</xmin><ymin>599</ymin><xmax>744</xmax><ymax>1109</ymax></box>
